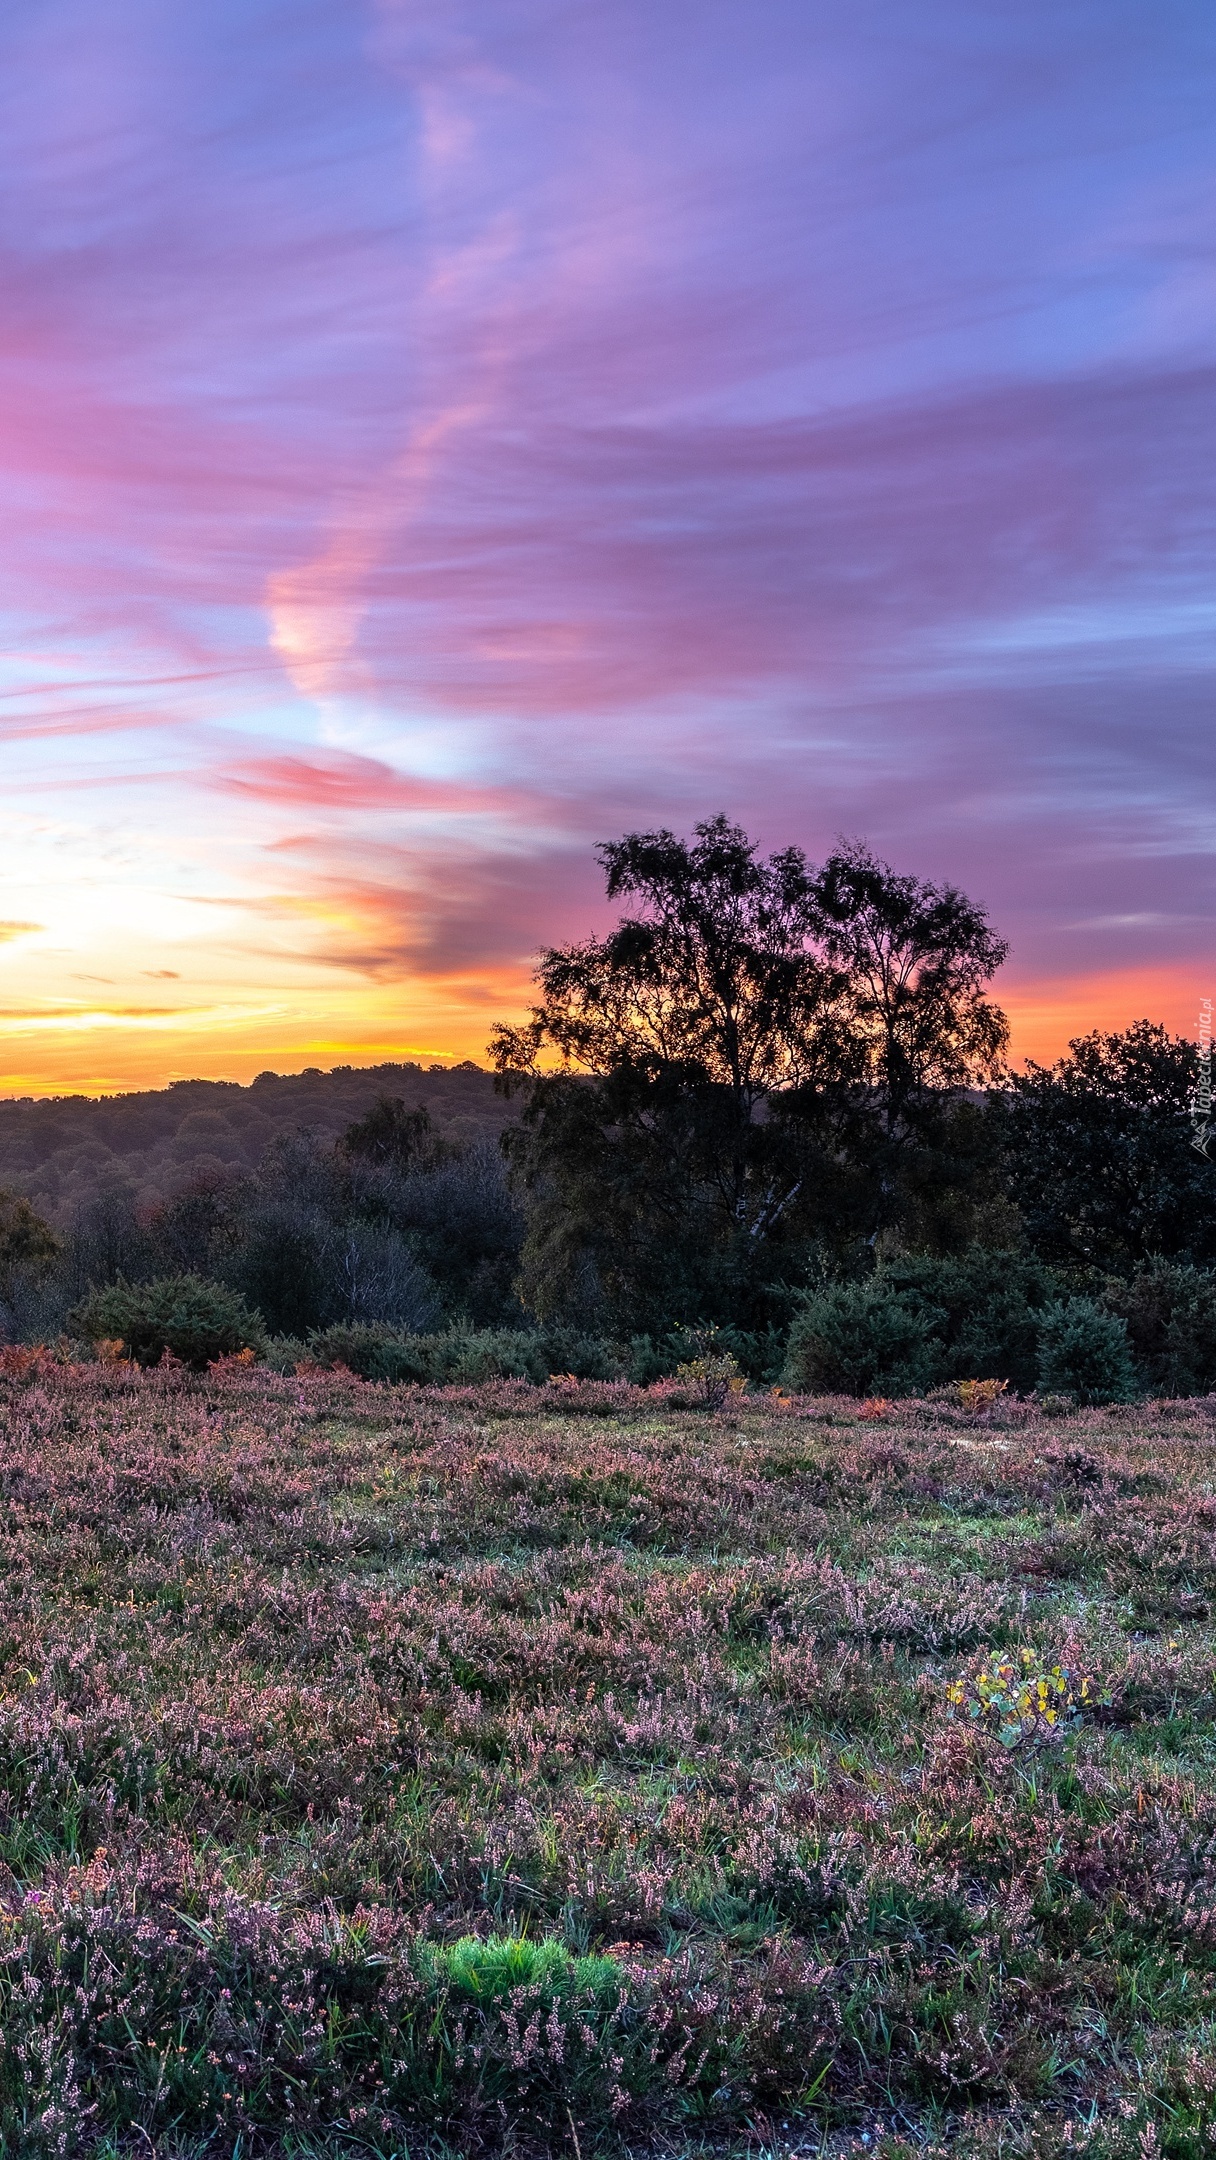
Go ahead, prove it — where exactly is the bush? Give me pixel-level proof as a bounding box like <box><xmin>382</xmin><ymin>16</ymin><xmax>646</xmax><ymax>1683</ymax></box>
<box><xmin>784</xmin><ymin>1249</ymin><xmax>1072</xmax><ymax>1399</ymax></box>
<box><xmin>627</xmin><ymin>1324</ymin><xmax>798</xmax><ymax>1388</ymax></box>
<box><xmin>534</xmin><ymin>1323</ymin><xmax>625</xmax><ymax>1381</ymax></box>
<box><xmin>784</xmin><ymin>1279</ymin><xmax>942</xmax><ymax>1396</ymax></box>
<box><xmin>424</xmin><ymin>1328</ymin><xmax>550</xmax><ymax>1384</ymax></box>
<box><xmin>299</xmin><ymin>1322</ymin><xmax>626</xmax><ymax>1385</ymax></box>
<box><xmin>1102</xmin><ymin>1261</ymin><xmax>1216</xmax><ymax>1396</ymax></box>
<box><xmin>262</xmin><ymin>1334</ymin><xmax>307</xmax><ymax>1375</ymax></box>
<box><xmin>302</xmin><ymin>1324</ymin><xmax>432</xmax><ymax>1381</ymax></box>
<box><xmin>1035</xmin><ymin>1297</ymin><xmax>1139</xmax><ymax>1405</ymax></box>
<box><xmin>877</xmin><ymin>1247</ymin><xmax>1066</xmax><ymax>1392</ymax></box>
<box><xmin>72</xmin><ymin>1274</ymin><xmax>265</xmax><ymax>1370</ymax></box>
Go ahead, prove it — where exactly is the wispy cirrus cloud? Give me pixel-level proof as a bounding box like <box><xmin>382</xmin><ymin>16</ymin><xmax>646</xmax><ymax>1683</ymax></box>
<box><xmin>209</xmin><ymin>748</ymin><xmax>538</xmax><ymax>821</ymax></box>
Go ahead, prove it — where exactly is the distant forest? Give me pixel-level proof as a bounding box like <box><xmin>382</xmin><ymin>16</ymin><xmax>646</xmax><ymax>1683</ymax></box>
<box><xmin>0</xmin><ymin>1062</ymin><xmax>513</xmax><ymax>1222</ymax></box>
<box><xmin>0</xmin><ymin>1063</ymin><xmax>528</xmax><ymax>1351</ymax></box>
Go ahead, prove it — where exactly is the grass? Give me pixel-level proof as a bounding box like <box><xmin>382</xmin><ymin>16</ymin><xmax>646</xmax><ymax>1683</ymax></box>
<box><xmin>0</xmin><ymin>1364</ymin><xmax>1215</xmax><ymax>2154</ymax></box>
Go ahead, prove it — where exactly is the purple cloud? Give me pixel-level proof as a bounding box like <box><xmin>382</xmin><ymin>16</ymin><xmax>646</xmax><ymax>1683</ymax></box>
<box><xmin>0</xmin><ymin>0</ymin><xmax>1212</xmax><ymax>1082</ymax></box>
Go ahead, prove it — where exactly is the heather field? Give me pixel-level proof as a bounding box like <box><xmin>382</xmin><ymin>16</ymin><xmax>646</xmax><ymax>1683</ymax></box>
<box><xmin>3</xmin><ymin>1370</ymin><xmax>1216</xmax><ymax>2156</ymax></box>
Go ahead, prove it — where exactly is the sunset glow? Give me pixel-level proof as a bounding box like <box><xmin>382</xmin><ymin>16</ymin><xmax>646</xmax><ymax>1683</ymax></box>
<box><xmin>2</xmin><ymin>0</ymin><xmax>1212</xmax><ymax>1095</ymax></box>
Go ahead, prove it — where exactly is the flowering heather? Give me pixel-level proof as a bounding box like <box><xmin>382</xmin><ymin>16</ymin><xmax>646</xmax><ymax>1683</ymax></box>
<box><xmin>0</xmin><ymin>1369</ymin><xmax>1215</xmax><ymax>2153</ymax></box>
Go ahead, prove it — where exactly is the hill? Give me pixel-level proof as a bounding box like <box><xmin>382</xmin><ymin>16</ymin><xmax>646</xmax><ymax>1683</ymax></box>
<box><xmin>0</xmin><ymin>1062</ymin><xmax>514</xmax><ymax>1225</ymax></box>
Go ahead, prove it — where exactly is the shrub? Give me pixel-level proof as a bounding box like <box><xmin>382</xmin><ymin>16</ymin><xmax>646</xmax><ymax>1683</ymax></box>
<box><xmin>785</xmin><ymin>1249</ymin><xmax>1073</xmax><ymax>1399</ymax></box>
<box><xmin>877</xmin><ymin>1247</ymin><xmax>1065</xmax><ymax>1391</ymax></box>
<box><xmin>674</xmin><ymin>1351</ymin><xmax>745</xmax><ymax>1409</ymax></box>
<box><xmin>1102</xmin><ymin>1260</ymin><xmax>1216</xmax><ymax>1396</ymax></box>
<box><xmin>262</xmin><ymin>1334</ymin><xmax>307</xmax><ymax>1374</ymax></box>
<box><xmin>429</xmin><ymin>1328</ymin><xmax>551</xmax><ymax>1383</ymax></box>
<box><xmin>302</xmin><ymin>1324</ymin><xmax>432</xmax><ymax>1381</ymax></box>
<box><xmin>534</xmin><ymin>1323</ymin><xmax>625</xmax><ymax>1381</ymax></box>
<box><xmin>668</xmin><ymin>1323</ymin><xmax>746</xmax><ymax>1407</ymax></box>
<box><xmin>956</xmin><ymin>1377</ymin><xmax>1008</xmax><ymax>1416</ymax></box>
<box><xmin>72</xmin><ymin>1274</ymin><xmax>265</xmax><ymax>1370</ymax></box>
<box><xmin>946</xmin><ymin>1647</ymin><xmax>1110</xmax><ymax>1748</ymax></box>
<box><xmin>1035</xmin><ymin>1297</ymin><xmax>1139</xmax><ymax>1405</ymax></box>
<box><xmin>299</xmin><ymin>1323</ymin><xmax>626</xmax><ymax>1385</ymax></box>
<box><xmin>784</xmin><ymin>1279</ymin><xmax>942</xmax><ymax>1396</ymax></box>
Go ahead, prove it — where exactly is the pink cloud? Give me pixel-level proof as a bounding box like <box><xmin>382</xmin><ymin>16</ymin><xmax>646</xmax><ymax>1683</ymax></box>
<box><xmin>210</xmin><ymin>749</ymin><xmax>539</xmax><ymax>820</ymax></box>
<box><xmin>0</xmin><ymin>0</ymin><xmax>1211</xmax><ymax>1079</ymax></box>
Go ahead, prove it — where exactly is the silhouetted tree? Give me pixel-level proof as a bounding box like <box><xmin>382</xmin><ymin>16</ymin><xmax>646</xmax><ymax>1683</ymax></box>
<box><xmin>808</xmin><ymin>840</ymin><xmax>1010</xmax><ymax>1240</ymax></box>
<box><xmin>809</xmin><ymin>840</ymin><xmax>1009</xmax><ymax>1133</ymax></box>
<box><xmin>999</xmin><ymin>1021</ymin><xmax>1215</xmax><ymax>1270</ymax></box>
<box><xmin>490</xmin><ymin>817</ymin><xmax>1009</xmax><ymax>1330</ymax></box>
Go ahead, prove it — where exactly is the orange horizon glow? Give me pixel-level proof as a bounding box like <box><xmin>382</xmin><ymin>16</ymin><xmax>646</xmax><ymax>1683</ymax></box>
<box><xmin>0</xmin><ymin>964</ymin><xmax>1200</xmax><ymax>1101</ymax></box>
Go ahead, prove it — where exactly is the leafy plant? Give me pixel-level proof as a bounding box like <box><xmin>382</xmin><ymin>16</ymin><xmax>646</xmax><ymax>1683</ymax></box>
<box><xmin>71</xmin><ymin>1273</ymin><xmax>265</xmax><ymax>1370</ymax></box>
<box><xmin>1103</xmin><ymin>1260</ymin><xmax>1216</xmax><ymax>1397</ymax></box>
<box><xmin>947</xmin><ymin>1647</ymin><xmax>1110</xmax><ymax>1747</ymax></box>
<box><xmin>876</xmin><ymin>1246</ymin><xmax>1066</xmax><ymax>1391</ymax></box>
<box><xmin>673</xmin><ymin>1347</ymin><xmax>746</xmax><ymax>1409</ymax></box>
<box><xmin>957</xmin><ymin>1377</ymin><xmax>1008</xmax><ymax>1414</ymax></box>
<box><xmin>1036</xmin><ymin>1296</ymin><xmax>1139</xmax><ymax>1405</ymax></box>
<box><xmin>300</xmin><ymin>1321</ymin><xmax>625</xmax><ymax>1385</ymax></box>
<box><xmin>784</xmin><ymin>1277</ymin><xmax>942</xmax><ymax>1396</ymax></box>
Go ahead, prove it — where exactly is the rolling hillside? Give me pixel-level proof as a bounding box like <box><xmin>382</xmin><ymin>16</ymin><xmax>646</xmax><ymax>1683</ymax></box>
<box><xmin>0</xmin><ymin>1063</ymin><xmax>515</xmax><ymax>1224</ymax></box>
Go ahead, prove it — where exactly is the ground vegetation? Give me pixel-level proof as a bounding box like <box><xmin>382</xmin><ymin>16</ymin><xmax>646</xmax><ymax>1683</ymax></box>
<box><xmin>0</xmin><ymin>1363</ymin><xmax>1211</xmax><ymax>2154</ymax></box>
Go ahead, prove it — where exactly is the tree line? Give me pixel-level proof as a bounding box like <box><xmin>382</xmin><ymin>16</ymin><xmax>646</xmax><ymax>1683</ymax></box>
<box><xmin>490</xmin><ymin>818</ymin><xmax>1211</xmax><ymax>1331</ymax></box>
<box><xmin>1</xmin><ymin>816</ymin><xmax>1211</xmax><ymax>1396</ymax></box>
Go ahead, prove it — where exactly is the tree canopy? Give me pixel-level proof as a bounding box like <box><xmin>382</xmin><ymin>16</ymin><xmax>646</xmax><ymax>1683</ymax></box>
<box><xmin>490</xmin><ymin>817</ymin><xmax>1011</xmax><ymax>1331</ymax></box>
<box><xmin>0</xmin><ymin>1189</ymin><xmax>59</xmax><ymax>1300</ymax></box>
<box><xmin>810</xmin><ymin>842</ymin><xmax>1009</xmax><ymax>1131</ymax></box>
<box><xmin>1000</xmin><ymin>1020</ymin><xmax>1215</xmax><ymax>1269</ymax></box>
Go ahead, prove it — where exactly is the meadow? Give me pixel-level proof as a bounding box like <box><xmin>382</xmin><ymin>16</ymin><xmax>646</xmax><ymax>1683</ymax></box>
<box><xmin>1</xmin><ymin>1363</ymin><xmax>1216</xmax><ymax>2156</ymax></box>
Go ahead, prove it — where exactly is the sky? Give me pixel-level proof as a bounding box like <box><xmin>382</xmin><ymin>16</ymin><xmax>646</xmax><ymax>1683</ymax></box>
<box><xmin>1</xmin><ymin>0</ymin><xmax>1213</xmax><ymax>1094</ymax></box>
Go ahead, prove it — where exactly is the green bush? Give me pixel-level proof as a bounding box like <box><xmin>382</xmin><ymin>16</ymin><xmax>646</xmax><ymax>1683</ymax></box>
<box><xmin>1102</xmin><ymin>1261</ymin><xmax>1216</xmax><ymax>1397</ymax></box>
<box><xmin>302</xmin><ymin>1324</ymin><xmax>432</xmax><ymax>1381</ymax></box>
<box><xmin>261</xmin><ymin>1334</ymin><xmax>307</xmax><ymax>1375</ymax></box>
<box><xmin>72</xmin><ymin>1274</ymin><xmax>265</xmax><ymax>1370</ymax></box>
<box><xmin>299</xmin><ymin>1322</ymin><xmax>626</xmax><ymax>1385</ymax></box>
<box><xmin>784</xmin><ymin>1279</ymin><xmax>943</xmax><ymax>1396</ymax></box>
<box><xmin>877</xmin><ymin>1248</ymin><xmax>1066</xmax><ymax>1392</ymax></box>
<box><xmin>431</xmin><ymin>1328</ymin><xmax>550</xmax><ymax>1383</ymax></box>
<box><xmin>534</xmin><ymin>1323</ymin><xmax>624</xmax><ymax>1381</ymax></box>
<box><xmin>1035</xmin><ymin>1297</ymin><xmax>1139</xmax><ymax>1405</ymax></box>
<box><xmin>784</xmin><ymin>1249</ymin><xmax>1074</xmax><ymax>1399</ymax></box>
